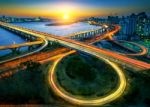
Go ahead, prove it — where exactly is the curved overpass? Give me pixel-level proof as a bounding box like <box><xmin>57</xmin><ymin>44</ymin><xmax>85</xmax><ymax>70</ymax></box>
<box><xmin>116</xmin><ymin>40</ymin><xmax>148</xmax><ymax>56</ymax></box>
<box><xmin>111</xmin><ymin>40</ymin><xmax>148</xmax><ymax>56</ymax></box>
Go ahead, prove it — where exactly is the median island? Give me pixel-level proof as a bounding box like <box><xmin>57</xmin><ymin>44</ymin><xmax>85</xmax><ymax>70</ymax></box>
<box><xmin>55</xmin><ymin>54</ymin><xmax>119</xmax><ymax>97</ymax></box>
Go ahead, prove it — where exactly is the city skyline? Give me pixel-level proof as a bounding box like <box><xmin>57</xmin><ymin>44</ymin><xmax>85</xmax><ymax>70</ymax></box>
<box><xmin>0</xmin><ymin>1</ymin><xmax>150</xmax><ymax>106</ymax></box>
<box><xmin>0</xmin><ymin>0</ymin><xmax>150</xmax><ymax>19</ymax></box>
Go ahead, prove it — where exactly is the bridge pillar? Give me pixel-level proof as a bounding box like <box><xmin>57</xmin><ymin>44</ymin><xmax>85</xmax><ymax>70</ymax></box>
<box><xmin>34</xmin><ymin>44</ymin><xmax>41</xmax><ymax>49</ymax></box>
<box><xmin>97</xmin><ymin>29</ymin><xmax>99</xmax><ymax>33</ymax></box>
<box><xmin>93</xmin><ymin>31</ymin><xmax>95</xmax><ymax>35</ymax></box>
<box><xmin>11</xmin><ymin>48</ymin><xmax>16</xmax><ymax>54</ymax></box>
<box><xmin>70</xmin><ymin>36</ymin><xmax>73</xmax><ymax>39</ymax></box>
<box><xmin>91</xmin><ymin>31</ymin><xmax>94</xmax><ymax>37</ymax></box>
<box><xmin>87</xmin><ymin>32</ymin><xmax>89</xmax><ymax>38</ymax></box>
<box><xmin>80</xmin><ymin>34</ymin><xmax>83</xmax><ymax>41</ymax></box>
<box><xmin>29</xmin><ymin>35</ymin><xmax>33</xmax><ymax>41</ymax></box>
<box><xmin>87</xmin><ymin>32</ymin><xmax>90</xmax><ymax>38</ymax></box>
<box><xmin>95</xmin><ymin>30</ymin><xmax>97</xmax><ymax>34</ymax></box>
<box><xmin>98</xmin><ymin>29</ymin><xmax>100</xmax><ymax>34</ymax></box>
<box><xmin>72</xmin><ymin>36</ymin><xmax>74</xmax><ymax>39</ymax></box>
<box><xmin>78</xmin><ymin>35</ymin><xmax>80</xmax><ymax>40</ymax></box>
<box><xmin>90</xmin><ymin>31</ymin><xmax>92</xmax><ymax>36</ymax></box>
<box><xmin>90</xmin><ymin>32</ymin><xmax>92</xmax><ymax>36</ymax></box>
<box><xmin>92</xmin><ymin>31</ymin><xmax>94</xmax><ymax>37</ymax></box>
<box><xmin>88</xmin><ymin>32</ymin><xmax>90</xmax><ymax>38</ymax></box>
<box><xmin>85</xmin><ymin>33</ymin><xmax>87</xmax><ymax>38</ymax></box>
<box><xmin>29</xmin><ymin>35</ymin><xmax>36</xmax><ymax>41</ymax></box>
<box><xmin>94</xmin><ymin>31</ymin><xmax>96</xmax><ymax>36</ymax></box>
<box><xmin>73</xmin><ymin>35</ymin><xmax>76</xmax><ymax>39</ymax></box>
<box><xmin>20</xmin><ymin>32</ymin><xmax>24</xmax><ymax>36</ymax></box>
<box><xmin>28</xmin><ymin>46</ymin><xmax>34</xmax><ymax>51</ymax></box>
<box><xmin>49</xmin><ymin>41</ymin><xmax>53</xmax><ymax>45</ymax></box>
<box><xmin>95</xmin><ymin>30</ymin><xmax>98</xmax><ymax>34</ymax></box>
<box><xmin>75</xmin><ymin>34</ymin><xmax>78</xmax><ymax>40</ymax></box>
<box><xmin>77</xmin><ymin>34</ymin><xmax>80</xmax><ymax>40</ymax></box>
<box><xmin>84</xmin><ymin>33</ymin><xmax>86</xmax><ymax>38</ymax></box>
<box><xmin>32</xmin><ymin>36</ymin><xmax>36</xmax><ymax>41</ymax></box>
<box><xmin>11</xmin><ymin>29</ymin><xmax>15</xmax><ymax>32</ymax></box>
<box><xmin>100</xmin><ymin>29</ymin><xmax>102</xmax><ymax>33</ymax></box>
<box><xmin>82</xmin><ymin>33</ymin><xmax>84</xmax><ymax>38</ymax></box>
<box><xmin>98</xmin><ymin>29</ymin><xmax>100</xmax><ymax>33</ymax></box>
<box><xmin>79</xmin><ymin>34</ymin><xmax>81</xmax><ymax>40</ymax></box>
<box><xmin>86</xmin><ymin>33</ymin><xmax>88</xmax><ymax>39</ymax></box>
<box><xmin>11</xmin><ymin>48</ymin><xmax>20</xmax><ymax>54</ymax></box>
<box><xmin>74</xmin><ymin>35</ymin><xmax>77</xmax><ymax>40</ymax></box>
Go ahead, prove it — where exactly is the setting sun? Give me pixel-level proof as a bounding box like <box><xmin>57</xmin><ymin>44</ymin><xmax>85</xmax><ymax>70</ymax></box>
<box><xmin>63</xmin><ymin>13</ymin><xmax>69</xmax><ymax>20</ymax></box>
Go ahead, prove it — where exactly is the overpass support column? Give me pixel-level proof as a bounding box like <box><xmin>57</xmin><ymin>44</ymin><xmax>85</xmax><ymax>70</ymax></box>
<box><xmin>28</xmin><ymin>46</ymin><xmax>34</xmax><ymax>51</ymax></box>
<box><xmin>85</xmin><ymin>33</ymin><xmax>88</xmax><ymax>39</ymax></box>
<box><xmin>79</xmin><ymin>33</ymin><xmax>82</xmax><ymax>39</ymax></box>
<box><xmin>90</xmin><ymin>32</ymin><xmax>92</xmax><ymax>37</ymax></box>
<box><xmin>91</xmin><ymin>31</ymin><xmax>94</xmax><ymax>38</ymax></box>
<box><xmin>11</xmin><ymin>48</ymin><xmax>17</xmax><ymax>54</ymax></box>
<box><xmin>88</xmin><ymin>32</ymin><xmax>90</xmax><ymax>38</ymax></box>
<box><xmin>49</xmin><ymin>41</ymin><xmax>53</xmax><ymax>45</ymax></box>
<box><xmin>94</xmin><ymin>31</ymin><xmax>96</xmax><ymax>37</ymax></box>
<box><xmin>98</xmin><ymin>29</ymin><xmax>101</xmax><ymax>34</ymax></box>
<box><xmin>85</xmin><ymin>33</ymin><xmax>87</xmax><ymax>38</ymax></box>
<box><xmin>11</xmin><ymin>48</ymin><xmax>20</xmax><ymax>54</ymax></box>
<box><xmin>96</xmin><ymin>30</ymin><xmax>98</xmax><ymax>34</ymax></box>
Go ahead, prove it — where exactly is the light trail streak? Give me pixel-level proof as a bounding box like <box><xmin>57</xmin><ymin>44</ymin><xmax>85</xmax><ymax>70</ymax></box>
<box><xmin>48</xmin><ymin>51</ymin><xmax>126</xmax><ymax>106</ymax></box>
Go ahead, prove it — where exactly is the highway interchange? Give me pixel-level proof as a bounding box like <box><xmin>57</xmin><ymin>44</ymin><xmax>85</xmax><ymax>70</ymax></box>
<box><xmin>48</xmin><ymin>49</ymin><xmax>126</xmax><ymax>106</ymax></box>
<box><xmin>0</xmin><ymin>21</ymin><xmax>150</xmax><ymax>106</ymax></box>
<box><xmin>1</xmin><ymin>22</ymin><xmax>150</xmax><ymax>70</ymax></box>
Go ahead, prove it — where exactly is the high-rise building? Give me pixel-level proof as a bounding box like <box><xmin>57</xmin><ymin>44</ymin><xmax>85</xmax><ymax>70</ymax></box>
<box><xmin>136</xmin><ymin>12</ymin><xmax>150</xmax><ymax>40</ymax></box>
<box><xmin>118</xmin><ymin>14</ymin><xmax>137</xmax><ymax>40</ymax></box>
<box><xmin>128</xmin><ymin>13</ymin><xmax>137</xmax><ymax>35</ymax></box>
<box><xmin>107</xmin><ymin>16</ymin><xmax>119</xmax><ymax>24</ymax></box>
